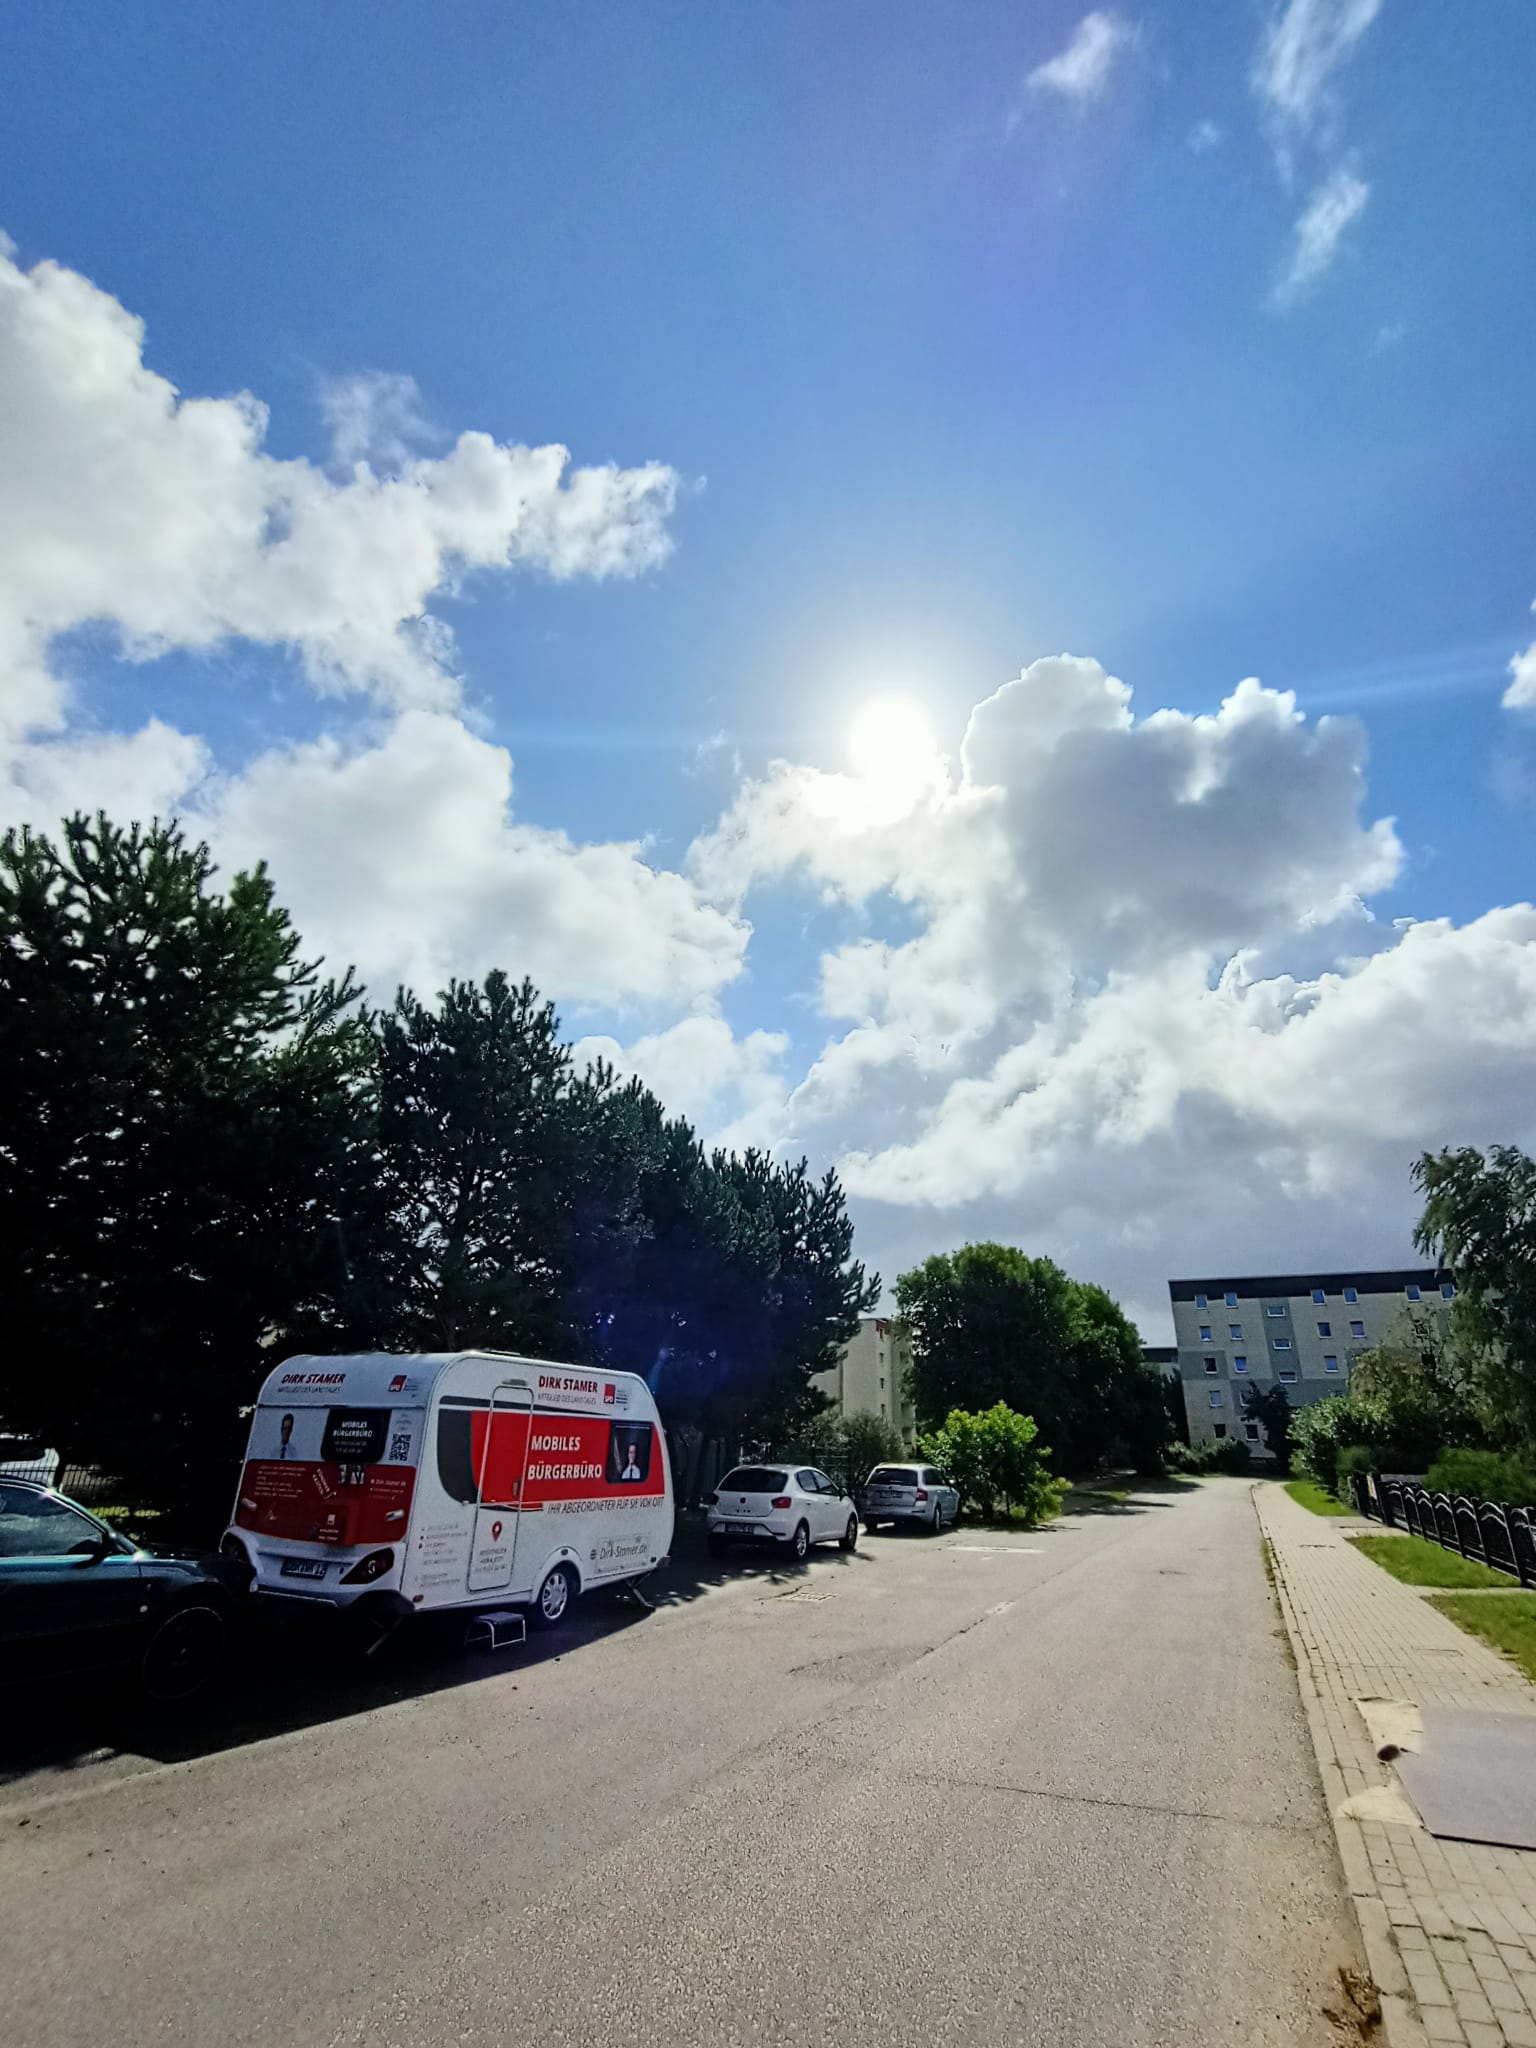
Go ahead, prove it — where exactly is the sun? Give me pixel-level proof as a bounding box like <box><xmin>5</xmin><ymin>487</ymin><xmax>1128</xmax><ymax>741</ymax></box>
<box><xmin>846</xmin><ymin>694</ymin><xmax>941</xmax><ymax>798</ymax></box>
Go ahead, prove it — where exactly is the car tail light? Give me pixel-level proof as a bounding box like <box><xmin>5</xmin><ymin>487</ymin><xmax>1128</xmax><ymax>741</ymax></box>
<box><xmin>771</xmin><ymin>1496</ymin><xmax>792</xmax><ymax>1510</ymax></box>
<box><xmin>220</xmin><ymin>1532</ymin><xmax>251</xmax><ymax>1569</ymax></box>
<box><xmin>915</xmin><ymin>1488</ymin><xmax>929</xmax><ymax>1503</ymax></box>
<box><xmin>705</xmin><ymin>1491</ymin><xmax>718</xmax><ymax>1506</ymax></box>
<box><xmin>340</xmin><ymin>1547</ymin><xmax>395</xmax><ymax>1585</ymax></box>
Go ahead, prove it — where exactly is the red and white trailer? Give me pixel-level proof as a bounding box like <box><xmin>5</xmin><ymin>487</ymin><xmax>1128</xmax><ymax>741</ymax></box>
<box><xmin>226</xmin><ymin>1352</ymin><xmax>672</xmax><ymax>1636</ymax></box>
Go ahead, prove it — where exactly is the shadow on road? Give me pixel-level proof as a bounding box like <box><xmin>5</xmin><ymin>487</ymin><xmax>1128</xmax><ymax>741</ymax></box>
<box><xmin>0</xmin><ymin>1516</ymin><xmax>859</xmax><ymax>1790</ymax></box>
<box><xmin>1067</xmin><ymin>1474</ymin><xmax>1201</xmax><ymax>1512</ymax></box>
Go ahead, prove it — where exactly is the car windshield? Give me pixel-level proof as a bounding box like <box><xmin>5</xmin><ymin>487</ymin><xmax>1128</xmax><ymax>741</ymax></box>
<box><xmin>719</xmin><ymin>1468</ymin><xmax>786</xmax><ymax>1493</ymax></box>
<box><xmin>869</xmin><ymin>1467</ymin><xmax>917</xmax><ymax>1486</ymax></box>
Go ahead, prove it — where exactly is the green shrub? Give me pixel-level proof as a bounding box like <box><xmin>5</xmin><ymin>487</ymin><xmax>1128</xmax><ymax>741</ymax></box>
<box><xmin>1334</xmin><ymin>1443</ymin><xmax>1377</xmax><ymax>1504</ymax></box>
<box><xmin>917</xmin><ymin>1402</ymin><xmax>1065</xmax><ymax>1525</ymax></box>
<box><xmin>1168</xmin><ymin>1436</ymin><xmax>1252</xmax><ymax>1476</ymax></box>
<box><xmin>1423</xmin><ymin>1448</ymin><xmax>1536</xmax><ymax>1506</ymax></box>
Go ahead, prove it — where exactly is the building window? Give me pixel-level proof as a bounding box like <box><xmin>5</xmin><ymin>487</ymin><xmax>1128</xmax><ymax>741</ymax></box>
<box><xmin>1344</xmin><ymin>1286</ymin><xmax>1358</xmax><ymax>1304</ymax></box>
<box><xmin>1405</xmin><ymin>1284</ymin><xmax>1422</xmax><ymax>1302</ymax></box>
<box><xmin>879</xmin><ymin>1377</ymin><xmax>886</xmax><ymax>1391</ymax></box>
<box><xmin>1441</xmin><ymin>1280</ymin><xmax>1456</xmax><ymax>1300</ymax></box>
<box><xmin>1203</xmin><ymin>1356</ymin><xmax>1219</xmax><ymax>1373</ymax></box>
<box><xmin>1194</xmin><ymin>1292</ymin><xmax>1207</xmax><ymax>1309</ymax></box>
<box><xmin>1228</xmin><ymin>1323</ymin><xmax>1242</xmax><ymax>1340</ymax></box>
<box><xmin>1233</xmin><ymin>1355</ymin><xmax>1247</xmax><ymax>1372</ymax></box>
<box><xmin>1350</xmin><ymin>1320</ymin><xmax>1365</xmax><ymax>1340</ymax></box>
<box><xmin>1271</xmin><ymin>1337</ymin><xmax>1292</xmax><ymax>1351</ymax></box>
<box><xmin>1199</xmin><ymin>1325</ymin><xmax>1212</xmax><ymax>1342</ymax></box>
<box><xmin>1312</xmin><ymin>1288</ymin><xmax>1326</xmax><ymax>1304</ymax></box>
<box><xmin>1266</xmin><ymin>1304</ymin><xmax>1285</xmax><ymax>1318</ymax></box>
<box><xmin>1317</xmin><ymin>1321</ymin><xmax>1331</xmax><ymax>1337</ymax></box>
<box><xmin>1324</xmin><ymin>1355</ymin><xmax>1339</xmax><ymax>1372</ymax></box>
<box><xmin>1224</xmin><ymin>1291</ymin><xmax>1237</xmax><ymax>1307</ymax></box>
<box><xmin>1208</xmin><ymin>1389</ymin><xmax>1223</xmax><ymax>1408</ymax></box>
<box><xmin>1244</xmin><ymin>1423</ymin><xmax>1260</xmax><ymax>1441</ymax></box>
<box><xmin>1277</xmin><ymin>1367</ymin><xmax>1298</xmax><ymax>1384</ymax></box>
<box><xmin>1213</xmin><ymin>1423</ymin><xmax>1227</xmax><ymax>1438</ymax></box>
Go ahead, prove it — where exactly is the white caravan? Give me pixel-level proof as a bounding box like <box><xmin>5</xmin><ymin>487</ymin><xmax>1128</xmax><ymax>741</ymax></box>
<box><xmin>227</xmin><ymin>1352</ymin><xmax>673</xmax><ymax>1634</ymax></box>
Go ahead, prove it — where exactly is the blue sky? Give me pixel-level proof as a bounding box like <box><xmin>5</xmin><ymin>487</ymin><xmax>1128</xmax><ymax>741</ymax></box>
<box><xmin>2</xmin><ymin>2</ymin><xmax>1534</xmax><ymax>1332</ymax></box>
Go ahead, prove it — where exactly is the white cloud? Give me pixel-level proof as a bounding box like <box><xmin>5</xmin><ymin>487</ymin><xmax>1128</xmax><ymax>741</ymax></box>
<box><xmin>683</xmin><ymin>651</ymin><xmax>1536</xmax><ymax>1329</ymax></box>
<box><xmin>319</xmin><ymin>370</ymin><xmax>440</xmax><ymax>474</ymax></box>
<box><xmin>0</xmin><ymin>238</ymin><xmax>679</xmax><ymax>736</ymax></box>
<box><xmin>0</xmin><ymin>718</ymin><xmax>209</xmax><ymax>830</ymax></box>
<box><xmin>0</xmin><ymin>707</ymin><xmax>750</xmax><ymax>1013</ymax></box>
<box><xmin>1253</xmin><ymin>0</ymin><xmax>1383</xmax><ymax>141</ymax></box>
<box><xmin>573</xmin><ymin>1013</ymin><xmax>790</xmax><ymax>1149</ymax></box>
<box><xmin>1023</xmin><ymin>12</ymin><xmax>1139</xmax><ymax>108</ymax></box>
<box><xmin>1274</xmin><ymin>165</ymin><xmax>1370</xmax><ymax>302</ymax></box>
<box><xmin>205</xmin><ymin>711</ymin><xmax>748</xmax><ymax>1008</ymax></box>
<box><xmin>1505</xmin><ymin>601</ymin><xmax>1536</xmax><ymax>713</ymax></box>
<box><xmin>1187</xmin><ymin>120</ymin><xmax>1224</xmax><ymax>153</ymax></box>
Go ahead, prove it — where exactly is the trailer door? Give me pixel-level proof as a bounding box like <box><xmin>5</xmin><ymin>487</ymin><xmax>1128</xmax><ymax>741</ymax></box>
<box><xmin>466</xmin><ymin>1382</ymin><xmax>532</xmax><ymax>1594</ymax></box>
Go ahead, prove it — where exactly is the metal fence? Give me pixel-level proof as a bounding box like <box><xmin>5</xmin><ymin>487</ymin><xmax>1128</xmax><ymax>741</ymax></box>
<box><xmin>1353</xmin><ymin>1471</ymin><xmax>1536</xmax><ymax>1589</ymax></box>
<box><xmin>0</xmin><ymin>1449</ymin><xmax>123</xmax><ymax>1505</ymax></box>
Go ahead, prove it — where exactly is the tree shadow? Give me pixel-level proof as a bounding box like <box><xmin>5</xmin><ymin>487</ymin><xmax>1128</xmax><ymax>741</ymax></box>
<box><xmin>0</xmin><ymin>1517</ymin><xmax>849</xmax><ymax>1789</ymax></box>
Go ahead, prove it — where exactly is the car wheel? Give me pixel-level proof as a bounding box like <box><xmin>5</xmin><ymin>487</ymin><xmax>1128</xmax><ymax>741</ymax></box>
<box><xmin>529</xmin><ymin>1561</ymin><xmax>577</xmax><ymax>1630</ymax></box>
<box><xmin>139</xmin><ymin>1601</ymin><xmax>227</xmax><ymax>1706</ymax></box>
<box><xmin>840</xmin><ymin>1514</ymin><xmax>859</xmax><ymax>1552</ymax></box>
<box><xmin>930</xmin><ymin>1503</ymin><xmax>946</xmax><ymax>1533</ymax></box>
<box><xmin>788</xmin><ymin>1520</ymin><xmax>810</xmax><ymax>1563</ymax></box>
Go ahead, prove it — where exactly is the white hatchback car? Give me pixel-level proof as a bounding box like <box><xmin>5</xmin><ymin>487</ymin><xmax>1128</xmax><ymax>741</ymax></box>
<box><xmin>862</xmin><ymin>1463</ymin><xmax>960</xmax><ymax>1534</ymax></box>
<box><xmin>706</xmin><ymin>1465</ymin><xmax>860</xmax><ymax>1563</ymax></box>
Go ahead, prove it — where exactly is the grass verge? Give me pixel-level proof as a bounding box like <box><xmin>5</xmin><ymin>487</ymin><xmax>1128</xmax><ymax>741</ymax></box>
<box><xmin>1349</xmin><ymin>1532</ymin><xmax>1512</xmax><ymax>1590</ymax></box>
<box><xmin>1428</xmin><ymin>1592</ymin><xmax>1536</xmax><ymax>1684</ymax></box>
<box><xmin>1284</xmin><ymin>1478</ymin><xmax>1350</xmax><ymax>1518</ymax></box>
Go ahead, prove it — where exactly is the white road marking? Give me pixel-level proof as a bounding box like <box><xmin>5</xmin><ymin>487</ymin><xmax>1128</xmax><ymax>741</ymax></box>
<box><xmin>952</xmin><ymin>1544</ymin><xmax>1045</xmax><ymax>1554</ymax></box>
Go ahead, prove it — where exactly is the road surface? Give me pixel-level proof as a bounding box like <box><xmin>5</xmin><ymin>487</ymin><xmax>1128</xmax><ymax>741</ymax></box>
<box><xmin>0</xmin><ymin>1478</ymin><xmax>1362</xmax><ymax>2047</ymax></box>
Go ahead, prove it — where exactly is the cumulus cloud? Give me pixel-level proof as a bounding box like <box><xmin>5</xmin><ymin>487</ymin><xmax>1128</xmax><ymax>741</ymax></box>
<box><xmin>1274</xmin><ymin>165</ymin><xmax>1370</xmax><ymax>302</ymax></box>
<box><xmin>1023</xmin><ymin>11</ymin><xmax>1139</xmax><ymax>108</ymax></box>
<box><xmin>0</xmin><ymin>707</ymin><xmax>749</xmax><ymax>1011</ymax></box>
<box><xmin>1505</xmin><ymin>601</ymin><xmax>1536</xmax><ymax>713</ymax></box>
<box><xmin>0</xmin><ymin>238</ymin><xmax>679</xmax><ymax>735</ymax></box>
<box><xmin>573</xmin><ymin>1013</ymin><xmax>790</xmax><ymax>1149</ymax></box>
<box><xmin>203</xmin><ymin>711</ymin><xmax>748</xmax><ymax>1007</ymax></box>
<box><xmin>1254</xmin><ymin>0</ymin><xmax>1384</xmax><ymax>140</ymax></box>
<box><xmin>684</xmin><ymin>652</ymin><xmax>1536</xmax><ymax>1328</ymax></box>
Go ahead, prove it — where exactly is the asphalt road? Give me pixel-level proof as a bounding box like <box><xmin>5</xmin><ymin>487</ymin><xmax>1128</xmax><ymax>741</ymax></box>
<box><xmin>0</xmin><ymin>1478</ymin><xmax>1362</xmax><ymax>2048</ymax></box>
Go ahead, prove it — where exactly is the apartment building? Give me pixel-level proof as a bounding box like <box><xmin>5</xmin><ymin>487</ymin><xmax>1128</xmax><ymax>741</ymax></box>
<box><xmin>811</xmin><ymin>1316</ymin><xmax>917</xmax><ymax>1441</ymax></box>
<box><xmin>1168</xmin><ymin>1268</ymin><xmax>1457</xmax><ymax>1457</ymax></box>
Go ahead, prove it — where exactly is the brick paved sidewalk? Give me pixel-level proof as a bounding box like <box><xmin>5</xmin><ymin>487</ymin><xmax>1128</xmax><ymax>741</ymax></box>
<box><xmin>1255</xmin><ymin>1482</ymin><xmax>1536</xmax><ymax>2048</ymax></box>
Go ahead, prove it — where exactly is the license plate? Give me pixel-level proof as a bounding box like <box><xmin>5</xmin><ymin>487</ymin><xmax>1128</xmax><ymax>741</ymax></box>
<box><xmin>280</xmin><ymin>1558</ymin><xmax>327</xmax><ymax>1580</ymax></box>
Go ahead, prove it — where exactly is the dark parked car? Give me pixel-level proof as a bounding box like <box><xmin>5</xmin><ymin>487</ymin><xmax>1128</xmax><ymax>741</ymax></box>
<box><xmin>0</xmin><ymin>1479</ymin><xmax>249</xmax><ymax>1706</ymax></box>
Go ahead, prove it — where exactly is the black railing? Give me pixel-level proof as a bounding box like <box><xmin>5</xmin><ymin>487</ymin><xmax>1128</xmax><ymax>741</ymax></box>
<box><xmin>1353</xmin><ymin>1472</ymin><xmax>1536</xmax><ymax>1589</ymax></box>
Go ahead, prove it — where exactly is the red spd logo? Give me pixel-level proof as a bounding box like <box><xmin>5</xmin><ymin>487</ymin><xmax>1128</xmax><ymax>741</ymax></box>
<box><xmin>603</xmin><ymin>1384</ymin><xmax>616</xmax><ymax>1405</ymax></box>
<box><xmin>388</xmin><ymin>1374</ymin><xmax>407</xmax><ymax>1393</ymax></box>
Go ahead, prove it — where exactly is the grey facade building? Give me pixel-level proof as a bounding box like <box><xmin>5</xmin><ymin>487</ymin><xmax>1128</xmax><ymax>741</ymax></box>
<box><xmin>811</xmin><ymin>1316</ymin><xmax>917</xmax><ymax>1442</ymax></box>
<box><xmin>1168</xmin><ymin>1268</ymin><xmax>1457</xmax><ymax>1457</ymax></box>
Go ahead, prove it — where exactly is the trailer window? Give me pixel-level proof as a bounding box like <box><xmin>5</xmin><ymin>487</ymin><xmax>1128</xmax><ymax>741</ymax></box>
<box><xmin>320</xmin><ymin>1409</ymin><xmax>389</xmax><ymax>1464</ymax></box>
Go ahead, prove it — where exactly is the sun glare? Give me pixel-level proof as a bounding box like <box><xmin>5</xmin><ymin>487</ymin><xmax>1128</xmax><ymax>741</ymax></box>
<box><xmin>846</xmin><ymin>694</ymin><xmax>941</xmax><ymax>798</ymax></box>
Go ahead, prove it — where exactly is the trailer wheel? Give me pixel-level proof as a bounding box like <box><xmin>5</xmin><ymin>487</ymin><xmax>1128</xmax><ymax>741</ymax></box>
<box><xmin>530</xmin><ymin>1561</ymin><xmax>577</xmax><ymax>1630</ymax></box>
